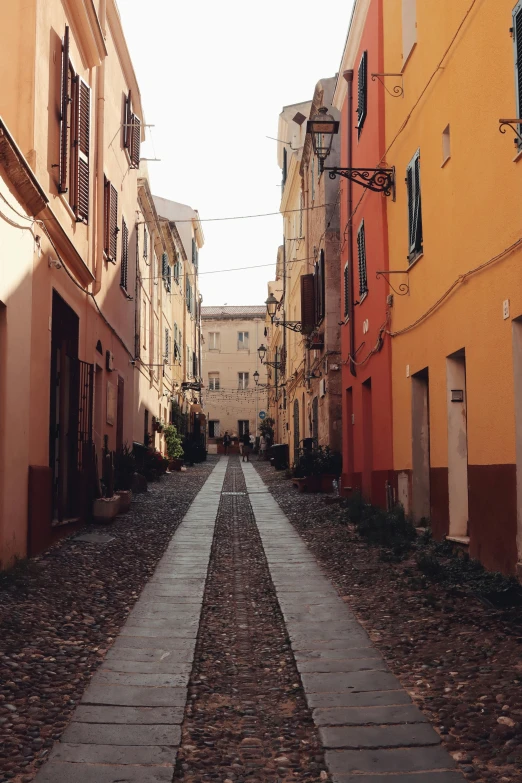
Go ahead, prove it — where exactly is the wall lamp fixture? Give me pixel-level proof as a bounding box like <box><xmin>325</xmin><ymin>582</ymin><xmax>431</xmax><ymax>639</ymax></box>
<box><xmin>307</xmin><ymin>106</ymin><xmax>395</xmax><ymax>197</ymax></box>
<box><xmin>257</xmin><ymin>343</ymin><xmax>283</xmax><ymax>370</ymax></box>
<box><xmin>265</xmin><ymin>293</ymin><xmax>303</xmax><ymax>333</ymax></box>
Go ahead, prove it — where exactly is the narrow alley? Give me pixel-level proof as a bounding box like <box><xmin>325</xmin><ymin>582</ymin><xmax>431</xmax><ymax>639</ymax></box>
<box><xmin>0</xmin><ymin>457</ymin><xmax>478</xmax><ymax>783</ymax></box>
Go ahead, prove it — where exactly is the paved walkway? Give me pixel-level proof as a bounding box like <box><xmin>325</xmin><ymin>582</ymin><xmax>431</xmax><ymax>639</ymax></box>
<box><xmin>35</xmin><ymin>458</ymin><xmax>227</xmax><ymax>783</ymax></box>
<box><xmin>34</xmin><ymin>456</ymin><xmax>464</xmax><ymax>782</ymax></box>
<box><xmin>242</xmin><ymin>462</ymin><xmax>464</xmax><ymax>783</ymax></box>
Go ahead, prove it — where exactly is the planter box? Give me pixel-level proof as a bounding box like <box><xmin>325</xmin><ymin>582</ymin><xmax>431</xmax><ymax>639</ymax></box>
<box><xmin>321</xmin><ymin>474</ymin><xmax>338</xmax><ymax>493</ymax></box>
<box><xmin>168</xmin><ymin>458</ymin><xmax>183</xmax><ymax>471</ymax></box>
<box><xmin>92</xmin><ymin>495</ymin><xmax>120</xmax><ymax>523</ymax></box>
<box><xmin>131</xmin><ymin>473</ymin><xmax>148</xmax><ymax>494</ymax></box>
<box><xmin>115</xmin><ymin>490</ymin><xmax>132</xmax><ymax>513</ymax></box>
<box><xmin>292</xmin><ymin>478</ymin><xmax>308</xmax><ymax>493</ymax></box>
<box><xmin>292</xmin><ymin>474</ymin><xmax>338</xmax><ymax>494</ymax></box>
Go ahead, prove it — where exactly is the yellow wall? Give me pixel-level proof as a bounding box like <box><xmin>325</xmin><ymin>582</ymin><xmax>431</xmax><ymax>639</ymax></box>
<box><xmin>384</xmin><ymin>0</ymin><xmax>522</xmax><ymax>471</ymax></box>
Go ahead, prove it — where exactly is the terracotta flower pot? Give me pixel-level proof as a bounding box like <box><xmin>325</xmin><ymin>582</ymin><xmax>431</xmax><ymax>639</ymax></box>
<box><xmin>115</xmin><ymin>490</ymin><xmax>132</xmax><ymax>513</ymax></box>
<box><xmin>92</xmin><ymin>495</ymin><xmax>120</xmax><ymax>523</ymax></box>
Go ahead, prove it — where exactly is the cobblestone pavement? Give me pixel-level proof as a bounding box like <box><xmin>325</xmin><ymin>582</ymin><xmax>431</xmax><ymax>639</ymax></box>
<box><xmin>21</xmin><ymin>457</ymin><xmax>467</xmax><ymax>782</ymax></box>
<box><xmin>0</xmin><ymin>458</ymin><xmax>217</xmax><ymax>783</ymax></box>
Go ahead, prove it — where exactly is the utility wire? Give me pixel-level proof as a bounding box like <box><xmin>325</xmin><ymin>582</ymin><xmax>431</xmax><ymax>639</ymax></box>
<box><xmin>173</xmin><ymin>203</ymin><xmax>334</xmax><ymax>222</ymax></box>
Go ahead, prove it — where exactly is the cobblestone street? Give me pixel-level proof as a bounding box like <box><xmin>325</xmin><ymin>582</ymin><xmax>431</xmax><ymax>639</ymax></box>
<box><xmin>0</xmin><ymin>456</ymin><xmax>475</xmax><ymax>783</ymax></box>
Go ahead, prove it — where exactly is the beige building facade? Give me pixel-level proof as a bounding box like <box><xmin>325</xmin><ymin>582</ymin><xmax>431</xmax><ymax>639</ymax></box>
<box><xmin>201</xmin><ymin>307</ymin><xmax>267</xmax><ymax>443</ymax></box>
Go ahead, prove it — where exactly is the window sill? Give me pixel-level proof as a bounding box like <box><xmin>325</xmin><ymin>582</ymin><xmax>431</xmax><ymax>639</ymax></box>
<box><xmin>446</xmin><ymin>535</ymin><xmax>470</xmax><ymax>546</ymax></box>
<box><xmin>359</xmin><ymin>291</ymin><xmax>368</xmax><ymax>304</ymax></box>
<box><xmin>407</xmin><ymin>251</ymin><xmax>424</xmax><ymax>270</ymax></box>
<box><xmin>401</xmin><ymin>42</ymin><xmax>417</xmax><ymax>73</ymax></box>
<box><xmin>441</xmin><ymin>155</ymin><xmax>451</xmax><ymax>168</ymax></box>
<box><xmin>513</xmin><ymin>147</ymin><xmax>522</xmax><ymax>163</ymax></box>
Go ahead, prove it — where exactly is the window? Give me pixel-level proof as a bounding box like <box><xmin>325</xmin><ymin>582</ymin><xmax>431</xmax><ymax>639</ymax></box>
<box><xmin>515</xmin><ymin>2</ymin><xmax>522</xmax><ymax>144</ymax></box>
<box><xmin>164</xmin><ymin>328</ymin><xmax>170</xmax><ymax>361</ymax></box>
<box><xmin>406</xmin><ymin>149</ymin><xmax>423</xmax><ymax>262</ymax></box>
<box><xmin>344</xmin><ymin>262</ymin><xmax>350</xmax><ymax>318</ymax></box>
<box><xmin>173</xmin><ymin>255</ymin><xmax>181</xmax><ymax>284</ymax></box>
<box><xmin>143</xmin><ymin>225</ymin><xmax>148</xmax><ymax>261</ymax></box>
<box><xmin>141</xmin><ymin>297</ymin><xmax>148</xmax><ymax>352</ymax></box>
<box><xmin>153</xmin><ymin>314</ymin><xmax>159</xmax><ymax>372</ymax></box>
<box><xmin>103</xmin><ymin>177</ymin><xmax>118</xmax><ymax>262</ymax></box>
<box><xmin>187</xmin><ymin>345</ymin><xmax>191</xmax><ymax>373</ymax></box>
<box><xmin>208</xmin><ymin>373</ymin><xmax>220</xmax><ymax>391</ymax></box>
<box><xmin>174</xmin><ymin>323</ymin><xmax>179</xmax><ymax>361</ymax></box>
<box><xmin>186</xmin><ymin>277</ymin><xmax>193</xmax><ymax>314</ymax></box>
<box><xmin>357</xmin><ymin>51</ymin><xmax>368</xmax><ymax>137</ymax></box>
<box><xmin>442</xmin><ymin>125</ymin><xmax>451</xmax><ymax>164</ymax></box>
<box><xmin>191</xmin><ymin>237</ymin><xmax>199</xmax><ymax>269</ymax></box>
<box><xmin>209</xmin><ymin>420</ymin><xmax>220</xmax><ymax>438</ymax></box>
<box><xmin>238</xmin><ymin>372</ymin><xmax>249</xmax><ymax>390</ymax></box>
<box><xmin>193</xmin><ymin>351</ymin><xmax>198</xmax><ymax>379</ymax></box>
<box><xmin>238</xmin><ymin>331</ymin><xmax>249</xmax><ymax>350</ymax></box>
<box><xmin>357</xmin><ymin>221</ymin><xmax>368</xmax><ymax>298</ymax></box>
<box><xmin>311</xmin><ymin>157</ymin><xmax>315</xmax><ymax>202</ymax></box>
<box><xmin>301</xmin><ymin>273</ymin><xmax>316</xmax><ymax>335</ymax></box>
<box><xmin>299</xmin><ymin>192</ymin><xmax>304</xmax><ymax>237</ymax></box>
<box><xmin>124</xmin><ymin>90</ymin><xmax>141</xmax><ymax>168</ymax></box>
<box><xmin>120</xmin><ymin>217</ymin><xmax>128</xmax><ymax>290</ymax></box>
<box><xmin>59</xmin><ymin>26</ymin><xmax>91</xmax><ymax>223</ymax></box>
<box><xmin>282</xmin><ymin>147</ymin><xmax>288</xmax><ymax>191</ymax></box>
<box><xmin>162</xmin><ymin>253</ymin><xmax>171</xmax><ymax>292</ymax></box>
<box><xmin>238</xmin><ymin>420</ymin><xmax>249</xmax><ymax>437</ymax></box>
<box><xmin>208</xmin><ymin>331</ymin><xmax>220</xmax><ymax>350</ymax></box>
<box><xmin>314</xmin><ymin>250</ymin><xmax>325</xmax><ymax>324</ymax></box>
<box><xmin>402</xmin><ymin>0</ymin><xmax>417</xmax><ymax>63</ymax></box>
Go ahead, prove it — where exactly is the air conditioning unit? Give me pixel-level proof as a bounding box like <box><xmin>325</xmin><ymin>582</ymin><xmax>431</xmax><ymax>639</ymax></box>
<box><xmin>320</xmin><ymin>378</ymin><xmax>326</xmax><ymax>397</ymax></box>
<box><xmin>105</xmin><ymin>350</ymin><xmax>114</xmax><ymax>371</ymax></box>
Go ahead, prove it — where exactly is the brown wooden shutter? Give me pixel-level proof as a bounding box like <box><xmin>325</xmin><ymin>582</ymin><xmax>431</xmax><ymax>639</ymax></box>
<box><xmin>124</xmin><ymin>91</ymin><xmax>131</xmax><ymax>149</ymax></box>
<box><xmin>130</xmin><ymin>115</ymin><xmax>141</xmax><ymax>168</ymax></box>
<box><xmin>109</xmin><ymin>184</ymin><xmax>118</xmax><ymax>261</ymax></box>
<box><xmin>103</xmin><ymin>176</ymin><xmax>109</xmax><ymax>256</ymax></box>
<box><xmin>301</xmin><ymin>273</ymin><xmax>316</xmax><ymax>335</ymax></box>
<box><xmin>74</xmin><ymin>77</ymin><xmax>91</xmax><ymax>223</ymax></box>
<box><xmin>59</xmin><ymin>26</ymin><xmax>70</xmax><ymax>193</ymax></box>
<box><xmin>120</xmin><ymin>217</ymin><xmax>128</xmax><ymax>290</ymax></box>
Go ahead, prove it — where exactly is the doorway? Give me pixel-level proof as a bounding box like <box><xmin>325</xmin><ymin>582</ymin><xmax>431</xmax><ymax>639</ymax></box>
<box><xmin>412</xmin><ymin>367</ymin><xmax>430</xmax><ymax>522</ymax></box>
<box><xmin>293</xmin><ymin>399</ymin><xmax>300</xmax><ymax>462</ymax></box>
<box><xmin>49</xmin><ymin>291</ymin><xmax>93</xmax><ymax>522</ymax></box>
<box><xmin>346</xmin><ymin>387</ymin><xmax>354</xmax><ymax>481</ymax></box>
<box><xmin>312</xmin><ymin>396</ymin><xmax>318</xmax><ymax>443</ymax></box>
<box><xmin>362</xmin><ymin>378</ymin><xmax>373</xmax><ymax>500</ymax></box>
<box><xmin>116</xmin><ymin>375</ymin><xmax>125</xmax><ymax>451</ymax></box>
<box><xmin>446</xmin><ymin>349</ymin><xmax>468</xmax><ymax>537</ymax></box>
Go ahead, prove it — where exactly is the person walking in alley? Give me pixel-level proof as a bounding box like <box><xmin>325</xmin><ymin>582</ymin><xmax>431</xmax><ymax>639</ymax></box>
<box><xmin>241</xmin><ymin>430</ymin><xmax>251</xmax><ymax>462</ymax></box>
<box><xmin>223</xmin><ymin>431</ymin><xmax>231</xmax><ymax>455</ymax></box>
<box><xmin>258</xmin><ymin>433</ymin><xmax>267</xmax><ymax>460</ymax></box>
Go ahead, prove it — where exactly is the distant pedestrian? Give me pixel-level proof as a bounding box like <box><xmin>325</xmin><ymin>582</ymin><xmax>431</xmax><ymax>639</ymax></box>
<box><xmin>241</xmin><ymin>431</ymin><xmax>251</xmax><ymax>462</ymax></box>
<box><xmin>223</xmin><ymin>431</ymin><xmax>231</xmax><ymax>455</ymax></box>
<box><xmin>258</xmin><ymin>434</ymin><xmax>267</xmax><ymax>460</ymax></box>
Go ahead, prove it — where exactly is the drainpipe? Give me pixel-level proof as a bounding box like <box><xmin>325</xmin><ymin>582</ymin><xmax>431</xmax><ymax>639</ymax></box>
<box><xmin>92</xmin><ymin>0</ymin><xmax>107</xmax><ymax>296</ymax></box>
<box><xmin>344</xmin><ymin>70</ymin><xmax>356</xmax><ymax>378</ymax></box>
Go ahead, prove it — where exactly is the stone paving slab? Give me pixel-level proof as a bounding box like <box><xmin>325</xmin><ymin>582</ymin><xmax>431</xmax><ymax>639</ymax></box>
<box><xmin>242</xmin><ymin>463</ymin><xmax>464</xmax><ymax>783</ymax></box>
<box><xmin>74</xmin><ymin>705</ymin><xmax>184</xmax><ymax>724</ymax></box>
<box><xmin>313</xmin><ymin>705</ymin><xmax>429</xmax><ymax>726</ymax></box>
<box><xmin>325</xmin><ymin>747</ymin><xmax>457</xmax><ymax>775</ymax></box>
<box><xmin>34</xmin><ymin>458</ymin><xmax>228</xmax><ymax>783</ymax></box>
<box><xmin>320</xmin><ymin>723</ymin><xmax>441</xmax><ymax>749</ymax></box>
<box><xmin>34</xmin><ymin>763</ymin><xmax>174</xmax><ymax>783</ymax></box>
<box><xmin>62</xmin><ymin>723</ymin><xmax>181</xmax><ymax>746</ymax></box>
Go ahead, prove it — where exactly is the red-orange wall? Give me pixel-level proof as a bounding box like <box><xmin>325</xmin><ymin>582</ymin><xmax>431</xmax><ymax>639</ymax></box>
<box><xmin>340</xmin><ymin>0</ymin><xmax>393</xmax><ymax>505</ymax></box>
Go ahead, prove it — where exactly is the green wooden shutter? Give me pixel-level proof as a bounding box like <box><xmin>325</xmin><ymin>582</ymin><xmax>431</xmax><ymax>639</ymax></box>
<box><xmin>344</xmin><ymin>262</ymin><xmax>350</xmax><ymax>317</ymax></box>
<box><xmin>357</xmin><ymin>51</ymin><xmax>368</xmax><ymax>136</ymax></box>
<box><xmin>357</xmin><ymin>221</ymin><xmax>368</xmax><ymax>296</ymax></box>
<box><xmin>406</xmin><ymin>149</ymin><xmax>422</xmax><ymax>260</ymax></box>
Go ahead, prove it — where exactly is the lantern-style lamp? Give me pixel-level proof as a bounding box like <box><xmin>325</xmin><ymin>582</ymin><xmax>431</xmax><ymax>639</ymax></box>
<box><xmin>306</xmin><ymin>107</ymin><xmax>339</xmax><ymax>170</ymax></box>
<box><xmin>257</xmin><ymin>344</ymin><xmax>267</xmax><ymax>364</ymax></box>
<box><xmin>265</xmin><ymin>292</ymin><xmax>279</xmax><ymax>323</ymax></box>
<box><xmin>253</xmin><ymin>370</ymin><xmax>260</xmax><ymax>385</ymax></box>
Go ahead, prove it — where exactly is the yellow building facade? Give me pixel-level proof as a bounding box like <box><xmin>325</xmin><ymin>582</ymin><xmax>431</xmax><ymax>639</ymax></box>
<box><xmin>384</xmin><ymin>0</ymin><xmax>522</xmax><ymax>574</ymax></box>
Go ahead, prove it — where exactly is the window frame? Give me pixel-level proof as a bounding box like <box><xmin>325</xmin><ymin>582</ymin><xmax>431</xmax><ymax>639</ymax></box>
<box><xmin>406</xmin><ymin>148</ymin><xmax>423</xmax><ymax>263</ymax></box>
<box><xmin>357</xmin><ymin>220</ymin><xmax>368</xmax><ymax>300</ymax></box>
<box><xmin>238</xmin><ymin>372</ymin><xmax>249</xmax><ymax>390</ymax></box>
<box><xmin>237</xmin><ymin>331</ymin><xmax>249</xmax><ymax>350</ymax></box>
<box><xmin>208</xmin><ymin>331</ymin><xmax>220</xmax><ymax>351</ymax></box>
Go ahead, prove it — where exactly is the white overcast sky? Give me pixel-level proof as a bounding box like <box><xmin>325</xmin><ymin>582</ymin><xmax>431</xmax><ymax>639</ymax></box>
<box><xmin>118</xmin><ymin>0</ymin><xmax>353</xmax><ymax>306</ymax></box>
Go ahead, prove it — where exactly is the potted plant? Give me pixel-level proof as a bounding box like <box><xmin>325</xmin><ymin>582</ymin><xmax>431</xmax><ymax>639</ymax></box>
<box><xmin>291</xmin><ymin>446</ymin><xmax>342</xmax><ymax>493</ymax></box>
<box><xmin>164</xmin><ymin>424</ymin><xmax>184</xmax><ymax>470</ymax></box>
<box><xmin>93</xmin><ymin>451</ymin><xmax>120</xmax><ymax>522</ymax></box>
<box><xmin>113</xmin><ymin>443</ymin><xmax>136</xmax><ymax>512</ymax></box>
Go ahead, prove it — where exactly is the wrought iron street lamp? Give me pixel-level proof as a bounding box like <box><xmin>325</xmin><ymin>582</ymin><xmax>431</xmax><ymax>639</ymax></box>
<box><xmin>257</xmin><ymin>344</ymin><xmax>283</xmax><ymax>370</ymax></box>
<box><xmin>265</xmin><ymin>293</ymin><xmax>303</xmax><ymax>333</ymax></box>
<box><xmin>307</xmin><ymin>106</ymin><xmax>395</xmax><ymax>197</ymax></box>
<box><xmin>265</xmin><ymin>293</ymin><xmax>279</xmax><ymax>323</ymax></box>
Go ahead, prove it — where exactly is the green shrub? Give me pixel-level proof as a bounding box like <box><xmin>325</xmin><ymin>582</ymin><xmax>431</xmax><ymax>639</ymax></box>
<box><xmin>114</xmin><ymin>443</ymin><xmax>136</xmax><ymax>491</ymax></box>
<box><xmin>164</xmin><ymin>425</ymin><xmax>184</xmax><ymax>460</ymax></box>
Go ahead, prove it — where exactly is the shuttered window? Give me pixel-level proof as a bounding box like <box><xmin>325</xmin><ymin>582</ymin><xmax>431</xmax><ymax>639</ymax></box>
<box><xmin>301</xmin><ymin>273</ymin><xmax>316</xmax><ymax>335</ymax></box>
<box><xmin>191</xmin><ymin>238</ymin><xmax>199</xmax><ymax>269</ymax></box>
<box><xmin>143</xmin><ymin>225</ymin><xmax>148</xmax><ymax>260</ymax></box>
<box><xmin>514</xmin><ymin>2</ymin><xmax>522</xmax><ymax>145</ymax></box>
<box><xmin>314</xmin><ymin>250</ymin><xmax>325</xmax><ymax>324</ymax></box>
<box><xmin>59</xmin><ymin>26</ymin><xmax>70</xmax><ymax>194</ymax></box>
<box><xmin>74</xmin><ymin>77</ymin><xmax>91</xmax><ymax>223</ymax></box>
<box><xmin>344</xmin><ymin>262</ymin><xmax>350</xmax><ymax>318</ymax></box>
<box><xmin>161</xmin><ymin>252</ymin><xmax>171</xmax><ymax>292</ymax></box>
<box><xmin>104</xmin><ymin>178</ymin><xmax>118</xmax><ymax>262</ymax></box>
<box><xmin>357</xmin><ymin>221</ymin><xmax>368</xmax><ymax>297</ymax></box>
<box><xmin>124</xmin><ymin>90</ymin><xmax>141</xmax><ymax>169</ymax></box>
<box><xmin>357</xmin><ymin>51</ymin><xmax>368</xmax><ymax>136</ymax></box>
<box><xmin>406</xmin><ymin>149</ymin><xmax>423</xmax><ymax>261</ymax></box>
<box><xmin>164</xmin><ymin>328</ymin><xmax>170</xmax><ymax>361</ymax></box>
<box><xmin>120</xmin><ymin>217</ymin><xmax>128</xmax><ymax>290</ymax></box>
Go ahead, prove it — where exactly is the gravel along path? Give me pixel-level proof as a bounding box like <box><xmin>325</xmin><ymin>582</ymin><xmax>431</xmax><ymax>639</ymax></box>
<box><xmin>174</xmin><ymin>456</ymin><xmax>329</xmax><ymax>782</ymax></box>
<box><xmin>0</xmin><ymin>458</ymin><xmax>217</xmax><ymax>783</ymax></box>
<box><xmin>254</xmin><ymin>461</ymin><xmax>522</xmax><ymax>783</ymax></box>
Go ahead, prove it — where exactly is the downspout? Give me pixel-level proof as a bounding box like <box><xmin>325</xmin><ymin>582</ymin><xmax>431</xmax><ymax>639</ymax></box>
<box><xmin>344</xmin><ymin>70</ymin><xmax>356</xmax><ymax>378</ymax></box>
<box><xmin>92</xmin><ymin>0</ymin><xmax>107</xmax><ymax>296</ymax></box>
